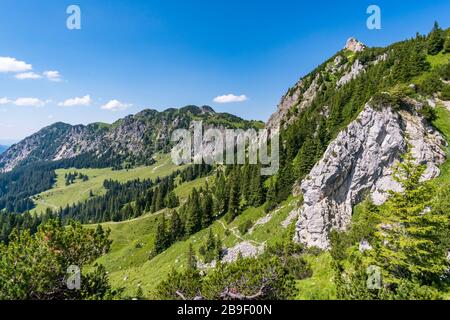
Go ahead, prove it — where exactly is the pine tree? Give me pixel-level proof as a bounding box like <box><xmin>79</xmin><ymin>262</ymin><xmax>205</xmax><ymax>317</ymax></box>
<box><xmin>169</xmin><ymin>210</ymin><xmax>184</xmax><ymax>242</ymax></box>
<box><xmin>369</xmin><ymin>152</ymin><xmax>450</xmax><ymax>286</ymax></box>
<box><xmin>201</xmin><ymin>192</ymin><xmax>213</xmax><ymax>228</ymax></box>
<box><xmin>154</xmin><ymin>214</ymin><xmax>169</xmax><ymax>254</ymax></box>
<box><xmin>185</xmin><ymin>188</ymin><xmax>202</xmax><ymax>235</ymax></box>
<box><xmin>204</xmin><ymin>229</ymin><xmax>217</xmax><ymax>263</ymax></box>
<box><xmin>227</xmin><ymin>171</ymin><xmax>241</xmax><ymax>222</ymax></box>
<box><xmin>427</xmin><ymin>21</ymin><xmax>444</xmax><ymax>55</ymax></box>
<box><xmin>165</xmin><ymin>191</ymin><xmax>179</xmax><ymax>209</ymax></box>
<box><xmin>214</xmin><ymin>171</ymin><xmax>228</xmax><ymax>214</ymax></box>
<box><xmin>264</xmin><ymin>179</ymin><xmax>278</xmax><ymax>213</ymax></box>
<box><xmin>187</xmin><ymin>243</ymin><xmax>197</xmax><ymax>271</ymax></box>
<box><xmin>250</xmin><ymin>166</ymin><xmax>265</xmax><ymax>207</ymax></box>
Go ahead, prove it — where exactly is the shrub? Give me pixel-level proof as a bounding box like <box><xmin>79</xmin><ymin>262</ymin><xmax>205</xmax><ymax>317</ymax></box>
<box><xmin>440</xmin><ymin>84</ymin><xmax>450</xmax><ymax>100</ymax></box>
<box><xmin>238</xmin><ymin>219</ymin><xmax>254</xmax><ymax>235</ymax></box>
<box><xmin>419</xmin><ymin>74</ymin><xmax>443</xmax><ymax>95</ymax></box>
<box><xmin>419</xmin><ymin>104</ymin><xmax>438</xmax><ymax>122</ymax></box>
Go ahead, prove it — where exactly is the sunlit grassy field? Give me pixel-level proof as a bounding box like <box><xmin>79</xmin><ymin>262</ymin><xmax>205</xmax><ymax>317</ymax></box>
<box><xmin>31</xmin><ymin>154</ymin><xmax>184</xmax><ymax>214</ymax></box>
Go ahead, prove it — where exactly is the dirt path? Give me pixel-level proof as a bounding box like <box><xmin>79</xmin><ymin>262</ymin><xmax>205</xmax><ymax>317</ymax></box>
<box><xmin>217</xmin><ymin>220</ymin><xmax>262</xmax><ymax>246</ymax></box>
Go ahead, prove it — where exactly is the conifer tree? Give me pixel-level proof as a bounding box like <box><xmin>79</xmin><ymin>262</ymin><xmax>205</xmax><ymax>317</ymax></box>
<box><xmin>427</xmin><ymin>21</ymin><xmax>444</xmax><ymax>55</ymax></box>
<box><xmin>264</xmin><ymin>179</ymin><xmax>278</xmax><ymax>213</ymax></box>
<box><xmin>187</xmin><ymin>243</ymin><xmax>197</xmax><ymax>271</ymax></box>
<box><xmin>227</xmin><ymin>171</ymin><xmax>241</xmax><ymax>222</ymax></box>
<box><xmin>185</xmin><ymin>188</ymin><xmax>202</xmax><ymax>235</ymax></box>
<box><xmin>154</xmin><ymin>214</ymin><xmax>169</xmax><ymax>254</ymax></box>
<box><xmin>201</xmin><ymin>192</ymin><xmax>214</xmax><ymax>228</ymax></box>
<box><xmin>369</xmin><ymin>152</ymin><xmax>450</xmax><ymax>286</ymax></box>
<box><xmin>169</xmin><ymin>210</ymin><xmax>184</xmax><ymax>242</ymax></box>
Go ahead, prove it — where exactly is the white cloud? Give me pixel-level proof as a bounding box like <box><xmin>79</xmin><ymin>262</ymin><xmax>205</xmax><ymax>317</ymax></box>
<box><xmin>13</xmin><ymin>98</ymin><xmax>46</xmax><ymax>107</ymax></box>
<box><xmin>0</xmin><ymin>97</ymin><xmax>48</xmax><ymax>107</ymax></box>
<box><xmin>58</xmin><ymin>95</ymin><xmax>92</xmax><ymax>107</ymax></box>
<box><xmin>0</xmin><ymin>57</ymin><xmax>32</xmax><ymax>73</ymax></box>
<box><xmin>43</xmin><ymin>70</ymin><xmax>62</xmax><ymax>82</ymax></box>
<box><xmin>15</xmin><ymin>72</ymin><xmax>42</xmax><ymax>80</ymax></box>
<box><xmin>101</xmin><ymin>99</ymin><xmax>131</xmax><ymax>112</ymax></box>
<box><xmin>0</xmin><ymin>97</ymin><xmax>11</xmax><ymax>105</ymax></box>
<box><xmin>213</xmin><ymin>94</ymin><xmax>248</xmax><ymax>104</ymax></box>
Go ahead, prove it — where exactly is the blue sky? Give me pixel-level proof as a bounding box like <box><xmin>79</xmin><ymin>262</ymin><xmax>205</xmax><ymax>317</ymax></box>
<box><xmin>0</xmin><ymin>0</ymin><xmax>449</xmax><ymax>142</ymax></box>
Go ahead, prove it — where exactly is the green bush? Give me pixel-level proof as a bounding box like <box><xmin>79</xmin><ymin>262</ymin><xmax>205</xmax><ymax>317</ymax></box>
<box><xmin>238</xmin><ymin>219</ymin><xmax>254</xmax><ymax>235</ymax></box>
<box><xmin>440</xmin><ymin>84</ymin><xmax>450</xmax><ymax>100</ymax></box>
<box><xmin>419</xmin><ymin>74</ymin><xmax>443</xmax><ymax>95</ymax></box>
<box><xmin>419</xmin><ymin>104</ymin><xmax>438</xmax><ymax>122</ymax></box>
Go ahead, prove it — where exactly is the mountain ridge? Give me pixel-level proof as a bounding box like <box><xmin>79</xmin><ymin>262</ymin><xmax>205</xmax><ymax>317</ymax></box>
<box><xmin>0</xmin><ymin>105</ymin><xmax>263</xmax><ymax>172</ymax></box>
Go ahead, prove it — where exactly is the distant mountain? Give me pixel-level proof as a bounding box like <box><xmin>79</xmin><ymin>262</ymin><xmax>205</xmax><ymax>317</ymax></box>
<box><xmin>0</xmin><ymin>145</ymin><xmax>8</xmax><ymax>154</ymax></box>
<box><xmin>0</xmin><ymin>105</ymin><xmax>263</xmax><ymax>172</ymax></box>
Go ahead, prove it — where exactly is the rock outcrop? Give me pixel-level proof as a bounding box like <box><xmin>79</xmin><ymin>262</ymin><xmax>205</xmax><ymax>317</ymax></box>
<box><xmin>293</xmin><ymin>102</ymin><xmax>447</xmax><ymax>249</ymax></box>
<box><xmin>344</xmin><ymin>37</ymin><xmax>366</xmax><ymax>53</ymax></box>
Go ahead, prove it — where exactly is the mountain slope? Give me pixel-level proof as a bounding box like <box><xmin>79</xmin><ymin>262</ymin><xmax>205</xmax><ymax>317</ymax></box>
<box><xmin>0</xmin><ymin>145</ymin><xmax>7</xmax><ymax>154</ymax></box>
<box><xmin>266</xmin><ymin>32</ymin><xmax>450</xmax><ymax>249</ymax></box>
<box><xmin>0</xmin><ymin>106</ymin><xmax>263</xmax><ymax>173</ymax></box>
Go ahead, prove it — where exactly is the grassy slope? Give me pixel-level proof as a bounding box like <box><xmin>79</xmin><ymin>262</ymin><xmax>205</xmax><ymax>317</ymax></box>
<box><xmin>91</xmin><ymin>197</ymin><xmax>298</xmax><ymax>298</ymax></box>
<box><xmin>87</xmin><ymin>100</ymin><xmax>450</xmax><ymax>300</ymax></box>
<box><xmin>31</xmin><ymin>154</ymin><xmax>184</xmax><ymax>214</ymax></box>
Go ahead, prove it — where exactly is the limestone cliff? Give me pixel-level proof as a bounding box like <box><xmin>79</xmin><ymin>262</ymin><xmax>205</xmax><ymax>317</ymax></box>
<box><xmin>293</xmin><ymin>100</ymin><xmax>446</xmax><ymax>249</ymax></box>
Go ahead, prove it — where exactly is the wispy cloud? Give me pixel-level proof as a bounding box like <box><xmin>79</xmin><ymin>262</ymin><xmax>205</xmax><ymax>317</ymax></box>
<box><xmin>58</xmin><ymin>95</ymin><xmax>92</xmax><ymax>107</ymax></box>
<box><xmin>43</xmin><ymin>70</ymin><xmax>62</xmax><ymax>82</ymax></box>
<box><xmin>101</xmin><ymin>99</ymin><xmax>131</xmax><ymax>112</ymax></box>
<box><xmin>213</xmin><ymin>94</ymin><xmax>248</xmax><ymax>104</ymax></box>
<box><xmin>15</xmin><ymin>72</ymin><xmax>42</xmax><ymax>80</ymax></box>
<box><xmin>0</xmin><ymin>57</ymin><xmax>32</xmax><ymax>73</ymax></box>
<box><xmin>0</xmin><ymin>97</ymin><xmax>47</xmax><ymax>107</ymax></box>
<box><xmin>13</xmin><ymin>97</ymin><xmax>47</xmax><ymax>107</ymax></box>
<box><xmin>0</xmin><ymin>98</ymin><xmax>11</xmax><ymax>105</ymax></box>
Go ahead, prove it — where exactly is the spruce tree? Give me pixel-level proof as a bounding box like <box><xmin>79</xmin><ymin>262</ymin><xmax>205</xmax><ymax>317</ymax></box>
<box><xmin>187</xmin><ymin>243</ymin><xmax>197</xmax><ymax>271</ymax></box>
<box><xmin>169</xmin><ymin>210</ymin><xmax>184</xmax><ymax>242</ymax></box>
<box><xmin>185</xmin><ymin>188</ymin><xmax>202</xmax><ymax>235</ymax></box>
<box><xmin>201</xmin><ymin>192</ymin><xmax>213</xmax><ymax>228</ymax></box>
<box><xmin>427</xmin><ymin>21</ymin><xmax>444</xmax><ymax>55</ymax></box>
<box><xmin>227</xmin><ymin>171</ymin><xmax>241</xmax><ymax>222</ymax></box>
<box><xmin>154</xmin><ymin>214</ymin><xmax>169</xmax><ymax>254</ymax></box>
<box><xmin>264</xmin><ymin>180</ymin><xmax>278</xmax><ymax>212</ymax></box>
<box><xmin>369</xmin><ymin>152</ymin><xmax>450</xmax><ymax>286</ymax></box>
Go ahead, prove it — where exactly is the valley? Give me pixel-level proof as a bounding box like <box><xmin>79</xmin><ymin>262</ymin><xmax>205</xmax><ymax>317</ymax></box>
<box><xmin>1</xmin><ymin>23</ymin><xmax>450</xmax><ymax>301</ymax></box>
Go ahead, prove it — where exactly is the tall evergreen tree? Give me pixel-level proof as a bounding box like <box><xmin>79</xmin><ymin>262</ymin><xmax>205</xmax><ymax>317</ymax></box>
<box><xmin>187</xmin><ymin>243</ymin><xmax>197</xmax><ymax>271</ymax></box>
<box><xmin>201</xmin><ymin>192</ymin><xmax>214</xmax><ymax>228</ymax></box>
<box><xmin>169</xmin><ymin>210</ymin><xmax>184</xmax><ymax>243</ymax></box>
<box><xmin>227</xmin><ymin>170</ymin><xmax>241</xmax><ymax>222</ymax></box>
<box><xmin>154</xmin><ymin>214</ymin><xmax>169</xmax><ymax>254</ymax></box>
<box><xmin>369</xmin><ymin>152</ymin><xmax>449</xmax><ymax>286</ymax></box>
<box><xmin>427</xmin><ymin>21</ymin><xmax>445</xmax><ymax>55</ymax></box>
<box><xmin>185</xmin><ymin>188</ymin><xmax>202</xmax><ymax>235</ymax></box>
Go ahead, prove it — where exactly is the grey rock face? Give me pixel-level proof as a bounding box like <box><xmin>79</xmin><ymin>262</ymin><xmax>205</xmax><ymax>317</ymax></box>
<box><xmin>293</xmin><ymin>103</ymin><xmax>446</xmax><ymax>249</ymax></box>
<box><xmin>336</xmin><ymin>59</ymin><xmax>364</xmax><ymax>87</ymax></box>
<box><xmin>221</xmin><ymin>241</ymin><xmax>265</xmax><ymax>263</ymax></box>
